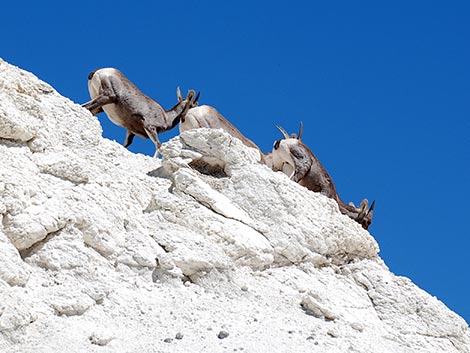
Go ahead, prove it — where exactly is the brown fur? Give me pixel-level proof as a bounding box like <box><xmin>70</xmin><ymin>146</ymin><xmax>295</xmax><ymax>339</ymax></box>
<box><xmin>82</xmin><ymin>68</ymin><xmax>197</xmax><ymax>154</ymax></box>
<box><xmin>179</xmin><ymin>104</ymin><xmax>271</xmax><ymax>164</ymax></box>
<box><xmin>271</xmin><ymin>125</ymin><xmax>375</xmax><ymax>229</ymax></box>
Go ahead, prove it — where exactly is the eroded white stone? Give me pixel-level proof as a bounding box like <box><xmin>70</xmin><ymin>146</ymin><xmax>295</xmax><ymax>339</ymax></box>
<box><xmin>0</xmin><ymin>58</ymin><xmax>468</xmax><ymax>353</ymax></box>
<box><xmin>0</xmin><ymin>230</ymin><xmax>30</xmax><ymax>286</ymax></box>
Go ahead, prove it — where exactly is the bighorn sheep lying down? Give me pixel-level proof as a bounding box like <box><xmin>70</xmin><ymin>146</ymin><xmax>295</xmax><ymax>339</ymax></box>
<box><xmin>82</xmin><ymin>68</ymin><xmax>197</xmax><ymax>154</ymax></box>
<box><xmin>270</xmin><ymin>124</ymin><xmax>375</xmax><ymax>229</ymax></box>
<box><xmin>177</xmin><ymin>94</ymin><xmax>268</xmax><ymax>163</ymax></box>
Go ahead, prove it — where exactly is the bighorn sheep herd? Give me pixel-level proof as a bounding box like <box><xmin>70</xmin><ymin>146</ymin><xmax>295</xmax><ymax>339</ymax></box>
<box><xmin>82</xmin><ymin>68</ymin><xmax>375</xmax><ymax>229</ymax></box>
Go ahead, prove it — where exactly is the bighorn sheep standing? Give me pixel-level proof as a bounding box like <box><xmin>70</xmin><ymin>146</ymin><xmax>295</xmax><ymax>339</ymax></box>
<box><xmin>177</xmin><ymin>93</ymin><xmax>268</xmax><ymax>163</ymax></box>
<box><xmin>82</xmin><ymin>68</ymin><xmax>197</xmax><ymax>154</ymax></box>
<box><xmin>270</xmin><ymin>123</ymin><xmax>375</xmax><ymax>229</ymax></box>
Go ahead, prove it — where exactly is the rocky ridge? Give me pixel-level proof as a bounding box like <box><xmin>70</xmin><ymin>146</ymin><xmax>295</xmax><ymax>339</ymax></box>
<box><xmin>0</xmin><ymin>58</ymin><xmax>468</xmax><ymax>352</ymax></box>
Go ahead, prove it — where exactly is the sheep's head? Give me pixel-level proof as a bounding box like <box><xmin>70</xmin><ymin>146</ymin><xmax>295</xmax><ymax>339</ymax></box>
<box><xmin>273</xmin><ymin>122</ymin><xmax>303</xmax><ymax>150</ymax></box>
<box><xmin>342</xmin><ymin>199</ymin><xmax>375</xmax><ymax>230</ymax></box>
<box><xmin>356</xmin><ymin>199</ymin><xmax>375</xmax><ymax>230</ymax></box>
<box><xmin>177</xmin><ymin>87</ymin><xmax>200</xmax><ymax>108</ymax></box>
<box><xmin>270</xmin><ymin>123</ymin><xmax>305</xmax><ymax>176</ymax></box>
<box><xmin>176</xmin><ymin>87</ymin><xmax>200</xmax><ymax>122</ymax></box>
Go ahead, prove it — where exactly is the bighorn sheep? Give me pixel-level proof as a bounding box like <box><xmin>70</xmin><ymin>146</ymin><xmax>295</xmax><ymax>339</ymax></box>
<box><xmin>270</xmin><ymin>123</ymin><xmax>375</xmax><ymax>229</ymax></box>
<box><xmin>82</xmin><ymin>68</ymin><xmax>197</xmax><ymax>154</ymax></box>
<box><xmin>177</xmin><ymin>93</ymin><xmax>268</xmax><ymax>163</ymax></box>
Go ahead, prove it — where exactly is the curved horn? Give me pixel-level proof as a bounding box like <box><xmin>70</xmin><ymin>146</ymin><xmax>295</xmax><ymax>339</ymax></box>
<box><xmin>276</xmin><ymin>125</ymin><xmax>290</xmax><ymax>139</ymax></box>
<box><xmin>194</xmin><ymin>91</ymin><xmax>201</xmax><ymax>105</ymax></box>
<box><xmin>367</xmin><ymin>200</ymin><xmax>376</xmax><ymax>216</ymax></box>
<box><xmin>177</xmin><ymin>86</ymin><xmax>183</xmax><ymax>102</ymax></box>
<box><xmin>298</xmin><ymin>121</ymin><xmax>303</xmax><ymax>141</ymax></box>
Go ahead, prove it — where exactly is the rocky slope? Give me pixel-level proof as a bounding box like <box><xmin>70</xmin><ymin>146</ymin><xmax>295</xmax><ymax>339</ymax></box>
<box><xmin>0</xmin><ymin>58</ymin><xmax>468</xmax><ymax>353</ymax></box>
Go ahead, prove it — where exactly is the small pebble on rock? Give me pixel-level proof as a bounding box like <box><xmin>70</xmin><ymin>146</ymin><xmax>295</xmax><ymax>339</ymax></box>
<box><xmin>217</xmin><ymin>330</ymin><xmax>229</xmax><ymax>339</ymax></box>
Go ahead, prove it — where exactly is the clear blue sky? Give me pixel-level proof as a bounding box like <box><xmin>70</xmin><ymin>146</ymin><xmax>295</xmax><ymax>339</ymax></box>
<box><xmin>2</xmin><ymin>1</ymin><xmax>469</xmax><ymax>323</ymax></box>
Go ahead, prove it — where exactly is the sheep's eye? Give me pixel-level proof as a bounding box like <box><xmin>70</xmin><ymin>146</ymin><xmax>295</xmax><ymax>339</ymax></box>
<box><xmin>274</xmin><ymin>140</ymin><xmax>281</xmax><ymax>150</ymax></box>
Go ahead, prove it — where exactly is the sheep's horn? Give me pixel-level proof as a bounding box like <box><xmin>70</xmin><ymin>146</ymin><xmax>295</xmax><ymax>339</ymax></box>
<box><xmin>367</xmin><ymin>200</ymin><xmax>376</xmax><ymax>216</ymax></box>
<box><xmin>298</xmin><ymin>121</ymin><xmax>303</xmax><ymax>141</ymax></box>
<box><xmin>194</xmin><ymin>91</ymin><xmax>200</xmax><ymax>105</ymax></box>
<box><xmin>276</xmin><ymin>125</ymin><xmax>290</xmax><ymax>139</ymax></box>
<box><xmin>177</xmin><ymin>86</ymin><xmax>183</xmax><ymax>102</ymax></box>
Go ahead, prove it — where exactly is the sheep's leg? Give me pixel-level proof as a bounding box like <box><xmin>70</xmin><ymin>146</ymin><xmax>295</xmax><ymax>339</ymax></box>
<box><xmin>86</xmin><ymin>106</ymin><xmax>104</xmax><ymax>115</ymax></box>
<box><xmin>83</xmin><ymin>95</ymin><xmax>112</xmax><ymax>115</ymax></box>
<box><xmin>82</xmin><ymin>76</ymin><xmax>117</xmax><ymax>115</ymax></box>
<box><xmin>142</xmin><ymin>122</ymin><xmax>161</xmax><ymax>157</ymax></box>
<box><xmin>123</xmin><ymin>131</ymin><xmax>135</xmax><ymax>148</ymax></box>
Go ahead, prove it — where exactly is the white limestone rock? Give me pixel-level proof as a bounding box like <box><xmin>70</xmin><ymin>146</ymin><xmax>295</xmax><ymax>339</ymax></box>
<box><xmin>161</xmin><ymin>128</ymin><xmax>379</xmax><ymax>266</ymax></box>
<box><xmin>0</xmin><ymin>57</ymin><xmax>468</xmax><ymax>353</ymax></box>
<box><xmin>0</xmin><ymin>288</ymin><xmax>36</xmax><ymax>332</ymax></box>
<box><xmin>89</xmin><ymin>328</ymin><xmax>115</xmax><ymax>346</ymax></box>
<box><xmin>50</xmin><ymin>291</ymin><xmax>96</xmax><ymax>317</ymax></box>
<box><xmin>0</xmin><ymin>229</ymin><xmax>30</xmax><ymax>286</ymax></box>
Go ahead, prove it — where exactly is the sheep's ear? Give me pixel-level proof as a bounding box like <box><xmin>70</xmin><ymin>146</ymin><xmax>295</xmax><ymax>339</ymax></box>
<box><xmin>186</xmin><ymin>89</ymin><xmax>195</xmax><ymax>101</ymax></box>
<box><xmin>357</xmin><ymin>199</ymin><xmax>369</xmax><ymax>220</ymax></box>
